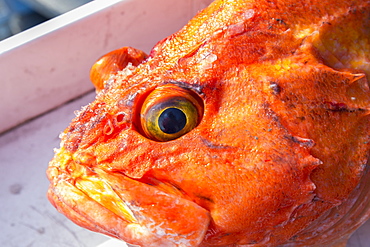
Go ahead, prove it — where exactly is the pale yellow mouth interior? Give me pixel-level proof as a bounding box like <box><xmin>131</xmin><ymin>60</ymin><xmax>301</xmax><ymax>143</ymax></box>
<box><xmin>75</xmin><ymin>175</ymin><xmax>138</xmax><ymax>223</ymax></box>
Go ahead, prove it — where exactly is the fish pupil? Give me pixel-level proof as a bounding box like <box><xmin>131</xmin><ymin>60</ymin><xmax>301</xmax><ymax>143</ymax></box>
<box><xmin>158</xmin><ymin>108</ymin><xmax>187</xmax><ymax>134</ymax></box>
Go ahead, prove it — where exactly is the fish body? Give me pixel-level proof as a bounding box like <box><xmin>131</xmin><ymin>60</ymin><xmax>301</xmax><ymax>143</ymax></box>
<box><xmin>47</xmin><ymin>0</ymin><xmax>370</xmax><ymax>246</ymax></box>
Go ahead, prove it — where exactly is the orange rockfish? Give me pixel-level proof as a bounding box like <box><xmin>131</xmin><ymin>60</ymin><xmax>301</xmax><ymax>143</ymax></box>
<box><xmin>47</xmin><ymin>0</ymin><xmax>370</xmax><ymax>246</ymax></box>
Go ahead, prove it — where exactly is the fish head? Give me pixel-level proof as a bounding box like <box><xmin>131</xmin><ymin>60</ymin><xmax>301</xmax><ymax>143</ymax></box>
<box><xmin>47</xmin><ymin>0</ymin><xmax>370</xmax><ymax>246</ymax></box>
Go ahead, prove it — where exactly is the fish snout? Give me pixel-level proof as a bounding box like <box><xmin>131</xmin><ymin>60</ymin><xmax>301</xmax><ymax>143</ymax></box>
<box><xmin>47</xmin><ymin>154</ymin><xmax>210</xmax><ymax>247</ymax></box>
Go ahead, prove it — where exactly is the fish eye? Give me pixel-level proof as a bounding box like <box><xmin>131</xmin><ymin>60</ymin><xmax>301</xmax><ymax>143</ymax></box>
<box><xmin>140</xmin><ymin>84</ymin><xmax>203</xmax><ymax>141</ymax></box>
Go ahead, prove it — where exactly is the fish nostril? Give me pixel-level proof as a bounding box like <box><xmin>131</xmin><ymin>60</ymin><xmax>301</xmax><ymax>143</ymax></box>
<box><xmin>115</xmin><ymin>112</ymin><xmax>127</xmax><ymax>125</ymax></box>
<box><xmin>104</xmin><ymin>119</ymin><xmax>115</xmax><ymax>135</ymax></box>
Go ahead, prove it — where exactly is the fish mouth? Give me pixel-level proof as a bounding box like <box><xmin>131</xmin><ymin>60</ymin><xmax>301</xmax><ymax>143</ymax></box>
<box><xmin>47</xmin><ymin>149</ymin><xmax>210</xmax><ymax>247</ymax></box>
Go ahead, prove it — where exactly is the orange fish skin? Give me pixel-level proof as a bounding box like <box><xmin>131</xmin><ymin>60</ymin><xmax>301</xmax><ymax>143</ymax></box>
<box><xmin>47</xmin><ymin>0</ymin><xmax>370</xmax><ymax>246</ymax></box>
